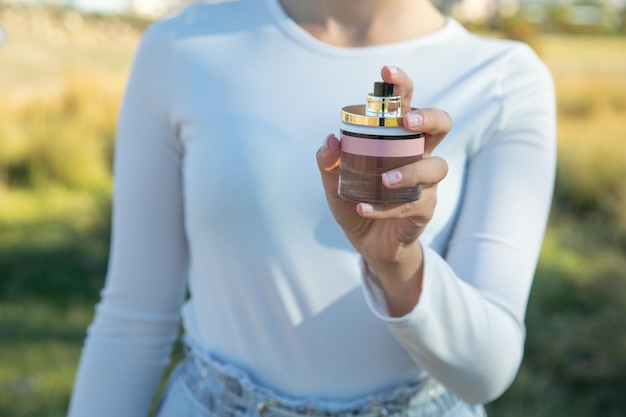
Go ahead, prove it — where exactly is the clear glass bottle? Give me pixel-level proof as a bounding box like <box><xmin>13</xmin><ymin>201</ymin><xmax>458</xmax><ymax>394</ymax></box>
<box><xmin>338</xmin><ymin>82</ymin><xmax>424</xmax><ymax>203</ymax></box>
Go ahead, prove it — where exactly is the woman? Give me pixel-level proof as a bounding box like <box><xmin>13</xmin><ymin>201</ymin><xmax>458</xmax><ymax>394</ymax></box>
<box><xmin>68</xmin><ymin>0</ymin><xmax>556</xmax><ymax>416</ymax></box>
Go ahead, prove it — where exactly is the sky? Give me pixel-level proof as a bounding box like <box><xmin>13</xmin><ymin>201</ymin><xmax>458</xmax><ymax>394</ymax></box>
<box><xmin>7</xmin><ymin>0</ymin><xmax>190</xmax><ymax>14</ymax></box>
<box><xmin>69</xmin><ymin>0</ymin><xmax>129</xmax><ymax>13</ymax></box>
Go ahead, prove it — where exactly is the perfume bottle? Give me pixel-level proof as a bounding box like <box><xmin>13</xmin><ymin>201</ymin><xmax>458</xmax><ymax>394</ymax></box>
<box><xmin>338</xmin><ymin>82</ymin><xmax>424</xmax><ymax>203</ymax></box>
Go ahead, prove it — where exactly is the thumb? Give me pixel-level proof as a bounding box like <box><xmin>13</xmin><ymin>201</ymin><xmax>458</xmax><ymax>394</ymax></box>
<box><xmin>316</xmin><ymin>134</ymin><xmax>342</xmax><ymax>199</ymax></box>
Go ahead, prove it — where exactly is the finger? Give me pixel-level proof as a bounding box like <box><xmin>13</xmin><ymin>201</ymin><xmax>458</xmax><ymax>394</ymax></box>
<box><xmin>403</xmin><ymin>108</ymin><xmax>453</xmax><ymax>155</ymax></box>
<box><xmin>380</xmin><ymin>66</ymin><xmax>413</xmax><ymax>114</ymax></box>
<box><xmin>316</xmin><ymin>134</ymin><xmax>342</xmax><ymax>197</ymax></box>
<box><xmin>381</xmin><ymin>157</ymin><xmax>449</xmax><ymax>189</ymax></box>
<box><xmin>317</xmin><ymin>134</ymin><xmax>341</xmax><ymax>171</ymax></box>
<box><xmin>356</xmin><ymin>192</ymin><xmax>437</xmax><ymax>221</ymax></box>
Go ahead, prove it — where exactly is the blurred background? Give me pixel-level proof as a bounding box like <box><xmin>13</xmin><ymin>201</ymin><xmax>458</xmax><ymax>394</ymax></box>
<box><xmin>0</xmin><ymin>0</ymin><xmax>624</xmax><ymax>416</ymax></box>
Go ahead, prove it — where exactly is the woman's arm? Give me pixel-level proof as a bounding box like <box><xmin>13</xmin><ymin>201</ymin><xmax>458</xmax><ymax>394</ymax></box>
<box><xmin>318</xmin><ymin>47</ymin><xmax>556</xmax><ymax>404</ymax></box>
<box><xmin>68</xmin><ymin>21</ymin><xmax>188</xmax><ymax>417</ymax></box>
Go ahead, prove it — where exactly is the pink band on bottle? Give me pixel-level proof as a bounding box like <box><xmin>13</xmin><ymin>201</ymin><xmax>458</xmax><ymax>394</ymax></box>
<box><xmin>340</xmin><ymin>133</ymin><xmax>424</xmax><ymax>157</ymax></box>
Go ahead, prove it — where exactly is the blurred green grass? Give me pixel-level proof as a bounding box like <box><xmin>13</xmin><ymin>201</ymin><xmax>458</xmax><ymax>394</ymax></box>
<box><xmin>0</xmin><ymin>5</ymin><xmax>625</xmax><ymax>417</ymax></box>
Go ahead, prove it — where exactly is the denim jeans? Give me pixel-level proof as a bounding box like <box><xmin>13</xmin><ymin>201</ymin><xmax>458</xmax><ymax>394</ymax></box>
<box><xmin>154</xmin><ymin>350</ymin><xmax>486</xmax><ymax>417</ymax></box>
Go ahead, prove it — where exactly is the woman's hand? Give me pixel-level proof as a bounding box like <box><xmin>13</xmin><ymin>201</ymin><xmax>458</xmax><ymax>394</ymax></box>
<box><xmin>316</xmin><ymin>66</ymin><xmax>452</xmax><ymax>316</ymax></box>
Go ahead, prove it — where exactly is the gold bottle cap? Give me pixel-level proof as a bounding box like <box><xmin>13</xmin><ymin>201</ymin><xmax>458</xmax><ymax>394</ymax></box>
<box><xmin>341</xmin><ymin>105</ymin><xmax>405</xmax><ymax>127</ymax></box>
<box><xmin>342</xmin><ymin>82</ymin><xmax>415</xmax><ymax>127</ymax></box>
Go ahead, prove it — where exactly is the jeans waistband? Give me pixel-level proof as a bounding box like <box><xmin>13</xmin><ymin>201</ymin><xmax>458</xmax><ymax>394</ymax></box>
<box><xmin>177</xmin><ymin>342</ymin><xmax>461</xmax><ymax>417</ymax></box>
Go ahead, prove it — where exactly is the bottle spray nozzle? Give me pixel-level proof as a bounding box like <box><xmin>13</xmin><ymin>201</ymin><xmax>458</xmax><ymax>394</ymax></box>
<box><xmin>373</xmin><ymin>82</ymin><xmax>395</xmax><ymax>97</ymax></box>
<box><xmin>366</xmin><ymin>81</ymin><xmax>401</xmax><ymax>117</ymax></box>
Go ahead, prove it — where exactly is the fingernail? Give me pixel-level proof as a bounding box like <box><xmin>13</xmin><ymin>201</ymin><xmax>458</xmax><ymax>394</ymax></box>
<box><xmin>387</xmin><ymin>65</ymin><xmax>398</xmax><ymax>76</ymax></box>
<box><xmin>406</xmin><ymin>113</ymin><xmax>423</xmax><ymax>129</ymax></box>
<box><xmin>321</xmin><ymin>135</ymin><xmax>330</xmax><ymax>152</ymax></box>
<box><xmin>382</xmin><ymin>170</ymin><xmax>402</xmax><ymax>186</ymax></box>
<box><xmin>358</xmin><ymin>203</ymin><xmax>373</xmax><ymax>215</ymax></box>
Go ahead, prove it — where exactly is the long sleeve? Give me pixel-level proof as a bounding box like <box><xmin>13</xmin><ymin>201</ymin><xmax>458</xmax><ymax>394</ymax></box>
<box><xmin>67</xmin><ymin>21</ymin><xmax>188</xmax><ymax>417</ymax></box>
<box><xmin>363</xmin><ymin>44</ymin><xmax>556</xmax><ymax>404</ymax></box>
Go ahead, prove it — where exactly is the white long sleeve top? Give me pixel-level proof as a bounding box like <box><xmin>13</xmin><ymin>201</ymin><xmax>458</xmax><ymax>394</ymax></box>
<box><xmin>67</xmin><ymin>1</ymin><xmax>556</xmax><ymax>416</ymax></box>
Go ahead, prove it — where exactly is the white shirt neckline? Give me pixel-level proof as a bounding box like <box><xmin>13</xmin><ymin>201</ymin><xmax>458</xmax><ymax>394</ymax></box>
<box><xmin>264</xmin><ymin>0</ymin><xmax>465</xmax><ymax>57</ymax></box>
